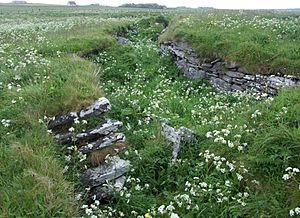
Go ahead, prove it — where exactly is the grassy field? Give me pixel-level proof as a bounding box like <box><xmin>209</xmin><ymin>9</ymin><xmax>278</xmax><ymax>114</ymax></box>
<box><xmin>0</xmin><ymin>4</ymin><xmax>299</xmax><ymax>218</ymax></box>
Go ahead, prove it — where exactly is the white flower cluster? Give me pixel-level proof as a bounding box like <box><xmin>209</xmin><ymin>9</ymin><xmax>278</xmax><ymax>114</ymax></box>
<box><xmin>283</xmin><ymin>167</ymin><xmax>300</xmax><ymax>180</ymax></box>
<box><xmin>290</xmin><ymin>207</ymin><xmax>300</xmax><ymax>217</ymax></box>
<box><xmin>1</xmin><ymin>119</ymin><xmax>11</xmax><ymax>127</ymax></box>
<box><xmin>200</xmin><ymin>150</ymin><xmax>248</xmax><ymax>176</ymax></box>
<box><xmin>205</xmin><ymin>124</ymin><xmax>251</xmax><ymax>151</ymax></box>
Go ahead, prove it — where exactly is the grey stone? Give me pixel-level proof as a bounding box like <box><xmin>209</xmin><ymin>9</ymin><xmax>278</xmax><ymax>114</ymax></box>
<box><xmin>79</xmin><ymin>98</ymin><xmax>111</xmax><ymax>118</ymax></box>
<box><xmin>243</xmin><ymin>74</ymin><xmax>256</xmax><ymax>81</ymax></box>
<box><xmin>171</xmin><ymin>48</ymin><xmax>185</xmax><ymax>59</ymax></box>
<box><xmin>232</xmin><ymin>78</ymin><xmax>246</xmax><ymax>85</ymax></box>
<box><xmin>79</xmin><ymin>133</ymin><xmax>125</xmax><ymax>154</ymax></box>
<box><xmin>117</xmin><ymin>37</ymin><xmax>130</xmax><ymax>45</ymax></box>
<box><xmin>55</xmin><ymin>119</ymin><xmax>123</xmax><ymax>144</ymax></box>
<box><xmin>185</xmin><ymin>68</ymin><xmax>206</xmax><ymax>79</ymax></box>
<box><xmin>283</xmin><ymin>78</ymin><xmax>297</xmax><ymax>86</ymax></box>
<box><xmin>162</xmin><ymin>123</ymin><xmax>194</xmax><ymax>161</ymax></box>
<box><xmin>231</xmin><ymin>84</ymin><xmax>244</xmax><ymax>91</ymax></box>
<box><xmin>48</xmin><ymin>97</ymin><xmax>111</xmax><ymax>130</ymax></box>
<box><xmin>210</xmin><ymin>78</ymin><xmax>231</xmax><ymax>91</ymax></box>
<box><xmin>48</xmin><ymin>113</ymin><xmax>78</xmax><ymax>130</ymax></box>
<box><xmin>187</xmin><ymin>57</ymin><xmax>200</xmax><ymax>65</ymax></box>
<box><xmin>222</xmin><ymin>75</ymin><xmax>233</xmax><ymax>83</ymax></box>
<box><xmin>176</xmin><ymin>59</ymin><xmax>188</xmax><ymax>70</ymax></box>
<box><xmin>212</xmin><ymin>61</ymin><xmax>225</xmax><ymax>70</ymax></box>
<box><xmin>89</xmin><ymin>176</ymin><xmax>126</xmax><ymax>201</ymax></box>
<box><xmin>159</xmin><ymin>41</ymin><xmax>299</xmax><ymax>95</ymax></box>
<box><xmin>211</xmin><ymin>59</ymin><xmax>222</xmax><ymax>65</ymax></box>
<box><xmin>226</xmin><ymin>71</ymin><xmax>245</xmax><ymax>78</ymax></box>
<box><xmin>201</xmin><ymin>63</ymin><xmax>213</xmax><ymax>69</ymax></box>
<box><xmin>80</xmin><ymin>156</ymin><xmax>130</xmax><ymax>187</ymax></box>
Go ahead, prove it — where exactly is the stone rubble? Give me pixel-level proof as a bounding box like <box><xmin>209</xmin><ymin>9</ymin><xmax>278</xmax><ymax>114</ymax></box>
<box><xmin>160</xmin><ymin>41</ymin><xmax>299</xmax><ymax>95</ymax></box>
<box><xmin>48</xmin><ymin>98</ymin><xmax>129</xmax><ymax>202</ymax></box>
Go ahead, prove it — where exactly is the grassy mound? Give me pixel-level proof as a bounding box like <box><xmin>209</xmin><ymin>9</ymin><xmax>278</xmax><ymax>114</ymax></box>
<box><xmin>160</xmin><ymin>11</ymin><xmax>300</xmax><ymax>76</ymax></box>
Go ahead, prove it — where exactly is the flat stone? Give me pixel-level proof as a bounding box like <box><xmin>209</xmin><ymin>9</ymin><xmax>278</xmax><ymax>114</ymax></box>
<box><xmin>48</xmin><ymin>112</ymin><xmax>78</xmax><ymax>130</ymax></box>
<box><xmin>232</xmin><ymin>78</ymin><xmax>246</xmax><ymax>85</ymax></box>
<box><xmin>201</xmin><ymin>63</ymin><xmax>213</xmax><ymax>69</ymax></box>
<box><xmin>187</xmin><ymin>57</ymin><xmax>200</xmax><ymax>65</ymax></box>
<box><xmin>89</xmin><ymin>176</ymin><xmax>126</xmax><ymax>201</ymax></box>
<box><xmin>48</xmin><ymin>97</ymin><xmax>111</xmax><ymax>130</ymax></box>
<box><xmin>80</xmin><ymin>156</ymin><xmax>130</xmax><ymax>188</ymax></box>
<box><xmin>211</xmin><ymin>58</ymin><xmax>222</xmax><ymax>65</ymax></box>
<box><xmin>55</xmin><ymin>119</ymin><xmax>123</xmax><ymax>144</ymax></box>
<box><xmin>243</xmin><ymin>74</ymin><xmax>256</xmax><ymax>81</ymax></box>
<box><xmin>176</xmin><ymin>59</ymin><xmax>188</xmax><ymax>70</ymax></box>
<box><xmin>117</xmin><ymin>37</ymin><xmax>130</xmax><ymax>45</ymax></box>
<box><xmin>231</xmin><ymin>84</ymin><xmax>244</xmax><ymax>91</ymax></box>
<box><xmin>79</xmin><ymin>98</ymin><xmax>111</xmax><ymax>118</ymax></box>
<box><xmin>222</xmin><ymin>75</ymin><xmax>233</xmax><ymax>83</ymax></box>
<box><xmin>171</xmin><ymin>48</ymin><xmax>185</xmax><ymax>59</ymax></box>
<box><xmin>210</xmin><ymin>78</ymin><xmax>231</xmax><ymax>91</ymax></box>
<box><xmin>226</xmin><ymin>71</ymin><xmax>245</xmax><ymax>79</ymax></box>
<box><xmin>283</xmin><ymin>78</ymin><xmax>297</xmax><ymax>86</ymax></box>
<box><xmin>185</xmin><ymin>68</ymin><xmax>206</xmax><ymax>79</ymax></box>
<box><xmin>79</xmin><ymin>133</ymin><xmax>125</xmax><ymax>154</ymax></box>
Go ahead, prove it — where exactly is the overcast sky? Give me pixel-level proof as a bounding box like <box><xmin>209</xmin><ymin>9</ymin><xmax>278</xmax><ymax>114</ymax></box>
<box><xmin>1</xmin><ymin>0</ymin><xmax>300</xmax><ymax>9</ymax></box>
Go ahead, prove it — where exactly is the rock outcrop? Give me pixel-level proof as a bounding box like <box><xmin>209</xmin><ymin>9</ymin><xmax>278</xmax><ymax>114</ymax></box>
<box><xmin>160</xmin><ymin>41</ymin><xmax>299</xmax><ymax>95</ymax></box>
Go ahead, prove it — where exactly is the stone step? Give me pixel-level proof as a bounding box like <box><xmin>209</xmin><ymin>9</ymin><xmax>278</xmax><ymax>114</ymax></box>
<box><xmin>48</xmin><ymin>97</ymin><xmax>111</xmax><ymax>130</ymax></box>
<box><xmin>80</xmin><ymin>156</ymin><xmax>130</xmax><ymax>188</ymax></box>
<box><xmin>55</xmin><ymin>119</ymin><xmax>123</xmax><ymax>144</ymax></box>
<box><xmin>79</xmin><ymin>133</ymin><xmax>125</xmax><ymax>154</ymax></box>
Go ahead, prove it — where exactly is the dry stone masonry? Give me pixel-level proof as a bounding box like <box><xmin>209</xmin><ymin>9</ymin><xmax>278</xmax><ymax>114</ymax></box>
<box><xmin>48</xmin><ymin>97</ymin><xmax>129</xmax><ymax>202</ymax></box>
<box><xmin>160</xmin><ymin>41</ymin><xmax>299</xmax><ymax>95</ymax></box>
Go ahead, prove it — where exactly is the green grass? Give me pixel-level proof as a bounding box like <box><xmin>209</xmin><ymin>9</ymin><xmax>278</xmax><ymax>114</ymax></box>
<box><xmin>88</xmin><ymin>17</ymin><xmax>300</xmax><ymax>217</ymax></box>
<box><xmin>0</xmin><ymin>7</ymin><xmax>133</xmax><ymax>216</ymax></box>
<box><xmin>159</xmin><ymin>11</ymin><xmax>300</xmax><ymax>76</ymax></box>
<box><xmin>0</xmin><ymin>5</ymin><xmax>300</xmax><ymax>218</ymax></box>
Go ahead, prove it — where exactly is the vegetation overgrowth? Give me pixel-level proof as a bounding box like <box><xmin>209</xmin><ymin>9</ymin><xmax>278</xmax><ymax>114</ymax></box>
<box><xmin>160</xmin><ymin>11</ymin><xmax>300</xmax><ymax>76</ymax></box>
<box><xmin>0</xmin><ymin>4</ymin><xmax>299</xmax><ymax>218</ymax></box>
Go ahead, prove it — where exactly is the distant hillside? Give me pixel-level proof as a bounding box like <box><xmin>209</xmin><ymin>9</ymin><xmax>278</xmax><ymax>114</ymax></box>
<box><xmin>119</xmin><ymin>3</ymin><xmax>167</xmax><ymax>9</ymax></box>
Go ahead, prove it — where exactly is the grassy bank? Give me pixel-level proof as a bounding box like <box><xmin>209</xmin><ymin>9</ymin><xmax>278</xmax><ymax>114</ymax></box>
<box><xmin>160</xmin><ymin>11</ymin><xmax>300</xmax><ymax>76</ymax></box>
<box><xmin>0</xmin><ymin>6</ymin><xmax>134</xmax><ymax>217</ymax></box>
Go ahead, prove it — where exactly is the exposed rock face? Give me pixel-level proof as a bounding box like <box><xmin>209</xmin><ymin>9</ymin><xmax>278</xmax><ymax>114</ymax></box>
<box><xmin>162</xmin><ymin>122</ymin><xmax>194</xmax><ymax>161</ymax></box>
<box><xmin>160</xmin><ymin>41</ymin><xmax>299</xmax><ymax>95</ymax></box>
<box><xmin>48</xmin><ymin>98</ymin><xmax>129</xmax><ymax>203</ymax></box>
